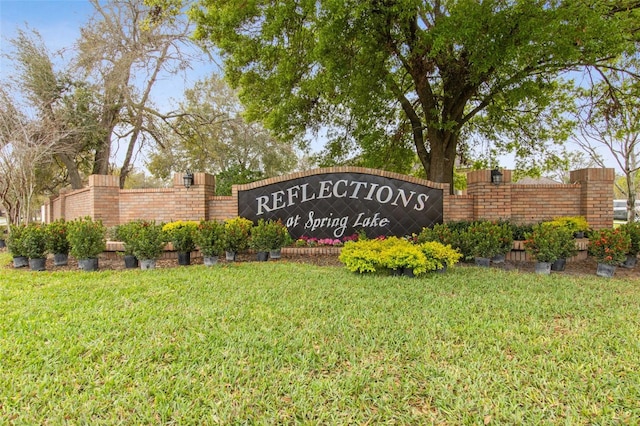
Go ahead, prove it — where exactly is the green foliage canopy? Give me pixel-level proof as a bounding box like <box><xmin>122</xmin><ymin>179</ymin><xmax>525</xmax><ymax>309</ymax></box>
<box><xmin>191</xmin><ymin>0</ymin><xmax>638</xmax><ymax>188</ymax></box>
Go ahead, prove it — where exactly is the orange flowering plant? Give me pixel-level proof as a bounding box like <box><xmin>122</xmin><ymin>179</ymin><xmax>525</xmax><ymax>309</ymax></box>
<box><xmin>588</xmin><ymin>228</ymin><xmax>630</xmax><ymax>265</ymax></box>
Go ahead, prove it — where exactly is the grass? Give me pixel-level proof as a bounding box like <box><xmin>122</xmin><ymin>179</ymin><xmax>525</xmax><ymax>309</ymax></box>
<box><xmin>1</xmin><ymin>252</ymin><xmax>639</xmax><ymax>424</ymax></box>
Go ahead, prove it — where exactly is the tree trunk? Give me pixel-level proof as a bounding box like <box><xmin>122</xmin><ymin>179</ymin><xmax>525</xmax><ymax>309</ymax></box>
<box><xmin>56</xmin><ymin>153</ymin><xmax>84</xmax><ymax>189</ymax></box>
<box><xmin>425</xmin><ymin>128</ymin><xmax>457</xmax><ymax>193</ymax></box>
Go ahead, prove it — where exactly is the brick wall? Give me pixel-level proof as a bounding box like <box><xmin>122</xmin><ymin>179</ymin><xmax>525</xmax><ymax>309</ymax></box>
<box><xmin>45</xmin><ymin>167</ymin><xmax>614</xmax><ymax>230</ymax></box>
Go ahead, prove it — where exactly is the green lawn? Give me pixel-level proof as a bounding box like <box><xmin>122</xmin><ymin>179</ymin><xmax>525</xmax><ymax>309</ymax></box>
<box><xmin>1</xmin><ymin>253</ymin><xmax>639</xmax><ymax>424</ymax></box>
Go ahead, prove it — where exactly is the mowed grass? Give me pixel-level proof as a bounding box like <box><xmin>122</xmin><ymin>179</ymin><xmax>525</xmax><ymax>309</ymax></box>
<box><xmin>1</xmin><ymin>253</ymin><xmax>639</xmax><ymax>424</ymax></box>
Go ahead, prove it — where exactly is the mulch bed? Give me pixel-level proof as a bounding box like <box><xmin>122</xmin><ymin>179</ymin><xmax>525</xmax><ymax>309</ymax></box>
<box><xmin>3</xmin><ymin>248</ymin><xmax>640</xmax><ymax>279</ymax></box>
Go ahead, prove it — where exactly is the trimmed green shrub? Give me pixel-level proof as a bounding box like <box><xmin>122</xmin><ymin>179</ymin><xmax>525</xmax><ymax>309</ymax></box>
<box><xmin>22</xmin><ymin>223</ymin><xmax>48</xmax><ymax>259</ymax></box>
<box><xmin>6</xmin><ymin>224</ymin><xmax>28</xmax><ymax>258</ymax></box>
<box><xmin>194</xmin><ymin>220</ymin><xmax>226</xmax><ymax>257</ymax></box>
<box><xmin>223</xmin><ymin>217</ymin><xmax>253</xmax><ymax>253</ymax></box>
<box><xmin>420</xmin><ymin>241</ymin><xmax>462</xmax><ymax>270</ymax></box>
<box><xmin>163</xmin><ymin>220</ymin><xmax>199</xmax><ymax>252</ymax></box>
<box><xmin>67</xmin><ymin>217</ymin><xmax>106</xmax><ymax>259</ymax></box>
<box><xmin>524</xmin><ymin>223</ymin><xmax>576</xmax><ymax>263</ymax></box>
<box><xmin>619</xmin><ymin>221</ymin><xmax>640</xmax><ymax>255</ymax></box>
<box><xmin>588</xmin><ymin>228</ymin><xmax>630</xmax><ymax>265</ymax></box>
<box><xmin>129</xmin><ymin>220</ymin><xmax>167</xmax><ymax>261</ymax></box>
<box><xmin>46</xmin><ymin>219</ymin><xmax>70</xmax><ymax>255</ymax></box>
<box><xmin>339</xmin><ymin>238</ymin><xmax>393</xmax><ymax>273</ymax></box>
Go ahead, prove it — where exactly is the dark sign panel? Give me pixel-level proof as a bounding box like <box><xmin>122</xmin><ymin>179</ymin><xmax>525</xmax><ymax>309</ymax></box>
<box><xmin>238</xmin><ymin>172</ymin><xmax>443</xmax><ymax>240</ymax></box>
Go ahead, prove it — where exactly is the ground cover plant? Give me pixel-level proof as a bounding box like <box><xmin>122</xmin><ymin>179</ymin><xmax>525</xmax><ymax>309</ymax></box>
<box><xmin>1</xmin><ymin>252</ymin><xmax>638</xmax><ymax>424</ymax></box>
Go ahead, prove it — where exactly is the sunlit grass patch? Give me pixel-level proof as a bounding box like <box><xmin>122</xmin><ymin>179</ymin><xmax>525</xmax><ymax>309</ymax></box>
<box><xmin>1</xmin><ymin>257</ymin><xmax>639</xmax><ymax>423</ymax></box>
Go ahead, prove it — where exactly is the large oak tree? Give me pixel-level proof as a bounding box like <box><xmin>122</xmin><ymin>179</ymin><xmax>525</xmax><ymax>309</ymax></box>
<box><xmin>190</xmin><ymin>0</ymin><xmax>639</xmax><ymax>189</ymax></box>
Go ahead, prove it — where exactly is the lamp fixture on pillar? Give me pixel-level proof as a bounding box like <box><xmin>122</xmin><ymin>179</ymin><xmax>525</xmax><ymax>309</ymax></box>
<box><xmin>183</xmin><ymin>170</ymin><xmax>194</xmax><ymax>189</ymax></box>
<box><xmin>491</xmin><ymin>168</ymin><xmax>503</xmax><ymax>185</ymax></box>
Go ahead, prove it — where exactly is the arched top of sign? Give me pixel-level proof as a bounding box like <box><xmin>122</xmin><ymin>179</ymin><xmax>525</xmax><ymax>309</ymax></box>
<box><xmin>236</xmin><ymin>167</ymin><xmax>445</xmax><ymax>240</ymax></box>
<box><xmin>234</xmin><ymin>167</ymin><xmax>448</xmax><ymax>193</ymax></box>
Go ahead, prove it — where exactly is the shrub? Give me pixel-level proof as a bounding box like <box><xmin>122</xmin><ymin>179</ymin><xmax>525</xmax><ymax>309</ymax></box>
<box><xmin>250</xmin><ymin>219</ymin><xmax>291</xmax><ymax>251</ymax></box>
<box><xmin>549</xmin><ymin>216</ymin><xmax>590</xmax><ymax>235</ymax></box>
<box><xmin>417</xmin><ymin>223</ymin><xmax>474</xmax><ymax>260</ymax></box>
<box><xmin>46</xmin><ymin>219</ymin><xmax>70</xmax><ymax>255</ymax></box>
<box><xmin>194</xmin><ymin>220</ymin><xmax>226</xmax><ymax>257</ymax></box>
<box><xmin>419</xmin><ymin>241</ymin><xmax>462</xmax><ymax>270</ymax></box>
<box><xmin>115</xmin><ymin>220</ymin><xmax>145</xmax><ymax>256</ymax></box>
<box><xmin>129</xmin><ymin>220</ymin><xmax>167</xmax><ymax>260</ymax></box>
<box><xmin>379</xmin><ymin>238</ymin><xmax>428</xmax><ymax>275</ymax></box>
<box><xmin>510</xmin><ymin>223</ymin><xmax>536</xmax><ymax>241</ymax></box>
<box><xmin>22</xmin><ymin>223</ymin><xmax>49</xmax><ymax>259</ymax></box>
<box><xmin>588</xmin><ymin>228</ymin><xmax>630</xmax><ymax>265</ymax></box>
<box><xmin>163</xmin><ymin>220</ymin><xmax>199</xmax><ymax>252</ymax></box>
<box><xmin>223</xmin><ymin>217</ymin><xmax>253</xmax><ymax>253</ymax></box>
<box><xmin>524</xmin><ymin>223</ymin><xmax>576</xmax><ymax>263</ymax></box>
<box><xmin>340</xmin><ymin>237</ymin><xmax>460</xmax><ymax>276</ymax></box>
<box><xmin>6</xmin><ymin>224</ymin><xmax>28</xmax><ymax>258</ymax></box>
<box><xmin>67</xmin><ymin>217</ymin><xmax>106</xmax><ymax>259</ymax></box>
<box><xmin>619</xmin><ymin>221</ymin><xmax>640</xmax><ymax>255</ymax></box>
<box><xmin>465</xmin><ymin>221</ymin><xmax>513</xmax><ymax>259</ymax></box>
<box><xmin>338</xmin><ymin>238</ymin><xmax>395</xmax><ymax>274</ymax></box>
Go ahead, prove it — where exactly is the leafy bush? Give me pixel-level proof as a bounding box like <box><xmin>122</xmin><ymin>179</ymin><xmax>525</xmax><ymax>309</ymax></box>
<box><xmin>379</xmin><ymin>239</ymin><xmax>428</xmax><ymax>275</ymax></box>
<box><xmin>509</xmin><ymin>222</ymin><xmax>536</xmax><ymax>241</ymax></box>
<box><xmin>250</xmin><ymin>219</ymin><xmax>291</xmax><ymax>251</ymax></box>
<box><xmin>115</xmin><ymin>220</ymin><xmax>145</xmax><ymax>256</ymax></box>
<box><xmin>6</xmin><ymin>224</ymin><xmax>28</xmax><ymax>258</ymax></box>
<box><xmin>524</xmin><ymin>223</ymin><xmax>576</xmax><ymax>263</ymax></box>
<box><xmin>194</xmin><ymin>220</ymin><xmax>226</xmax><ymax>257</ymax></box>
<box><xmin>339</xmin><ymin>237</ymin><xmax>460</xmax><ymax>276</ymax></box>
<box><xmin>464</xmin><ymin>221</ymin><xmax>513</xmax><ymax>259</ymax></box>
<box><xmin>129</xmin><ymin>220</ymin><xmax>167</xmax><ymax>260</ymax></box>
<box><xmin>223</xmin><ymin>217</ymin><xmax>253</xmax><ymax>253</ymax></box>
<box><xmin>548</xmin><ymin>216</ymin><xmax>590</xmax><ymax>235</ymax></box>
<box><xmin>619</xmin><ymin>221</ymin><xmax>640</xmax><ymax>255</ymax></box>
<box><xmin>338</xmin><ymin>238</ymin><xmax>395</xmax><ymax>273</ymax></box>
<box><xmin>163</xmin><ymin>220</ymin><xmax>199</xmax><ymax>252</ymax></box>
<box><xmin>46</xmin><ymin>219</ymin><xmax>70</xmax><ymax>255</ymax></box>
<box><xmin>67</xmin><ymin>217</ymin><xmax>106</xmax><ymax>259</ymax></box>
<box><xmin>588</xmin><ymin>228</ymin><xmax>630</xmax><ymax>265</ymax></box>
<box><xmin>420</xmin><ymin>241</ymin><xmax>462</xmax><ymax>270</ymax></box>
<box><xmin>22</xmin><ymin>223</ymin><xmax>48</xmax><ymax>259</ymax></box>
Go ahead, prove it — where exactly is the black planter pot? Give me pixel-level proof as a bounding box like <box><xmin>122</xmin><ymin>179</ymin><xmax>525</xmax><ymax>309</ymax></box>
<box><xmin>0</xmin><ymin>239</ymin><xmax>6</xmax><ymax>249</ymax></box>
<box><xmin>622</xmin><ymin>254</ymin><xmax>637</xmax><ymax>269</ymax></box>
<box><xmin>269</xmin><ymin>249</ymin><xmax>282</xmax><ymax>260</ymax></box>
<box><xmin>13</xmin><ymin>256</ymin><xmax>29</xmax><ymax>268</ymax></box>
<box><xmin>124</xmin><ymin>255</ymin><xmax>139</xmax><ymax>269</ymax></box>
<box><xmin>256</xmin><ymin>251</ymin><xmax>269</xmax><ymax>261</ymax></box>
<box><xmin>78</xmin><ymin>258</ymin><xmax>99</xmax><ymax>272</ymax></box>
<box><xmin>178</xmin><ymin>251</ymin><xmax>191</xmax><ymax>266</ymax></box>
<box><xmin>403</xmin><ymin>267</ymin><xmax>416</xmax><ymax>277</ymax></box>
<box><xmin>474</xmin><ymin>257</ymin><xmax>491</xmax><ymax>267</ymax></box>
<box><xmin>54</xmin><ymin>253</ymin><xmax>69</xmax><ymax>266</ymax></box>
<box><xmin>29</xmin><ymin>258</ymin><xmax>47</xmax><ymax>271</ymax></box>
<box><xmin>551</xmin><ymin>258</ymin><xmax>566</xmax><ymax>272</ymax></box>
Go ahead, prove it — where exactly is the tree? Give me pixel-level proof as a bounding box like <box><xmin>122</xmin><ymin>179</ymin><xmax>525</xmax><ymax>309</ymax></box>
<box><xmin>77</xmin><ymin>0</ymin><xmax>199</xmax><ymax>188</ymax></box>
<box><xmin>147</xmin><ymin>75</ymin><xmax>300</xmax><ymax>191</ymax></box>
<box><xmin>0</xmin><ymin>88</ymin><xmax>76</xmax><ymax>224</ymax></box>
<box><xmin>4</xmin><ymin>29</ymin><xmax>104</xmax><ymax>190</ymax></box>
<box><xmin>191</xmin><ymin>0</ymin><xmax>638</xmax><ymax>191</ymax></box>
<box><xmin>573</xmin><ymin>58</ymin><xmax>640</xmax><ymax>221</ymax></box>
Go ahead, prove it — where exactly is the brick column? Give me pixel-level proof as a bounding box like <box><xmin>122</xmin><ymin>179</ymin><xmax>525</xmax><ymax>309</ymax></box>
<box><xmin>467</xmin><ymin>169</ymin><xmax>513</xmax><ymax>221</ymax></box>
<box><xmin>89</xmin><ymin>175</ymin><xmax>121</xmax><ymax>228</ymax></box>
<box><xmin>172</xmin><ymin>172</ymin><xmax>216</xmax><ymax>221</ymax></box>
<box><xmin>569</xmin><ymin>168</ymin><xmax>614</xmax><ymax>230</ymax></box>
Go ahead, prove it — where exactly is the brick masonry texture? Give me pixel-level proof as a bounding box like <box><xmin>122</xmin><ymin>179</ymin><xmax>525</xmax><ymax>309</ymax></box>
<box><xmin>45</xmin><ymin>168</ymin><xmax>614</xmax><ymax>230</ymax></box>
